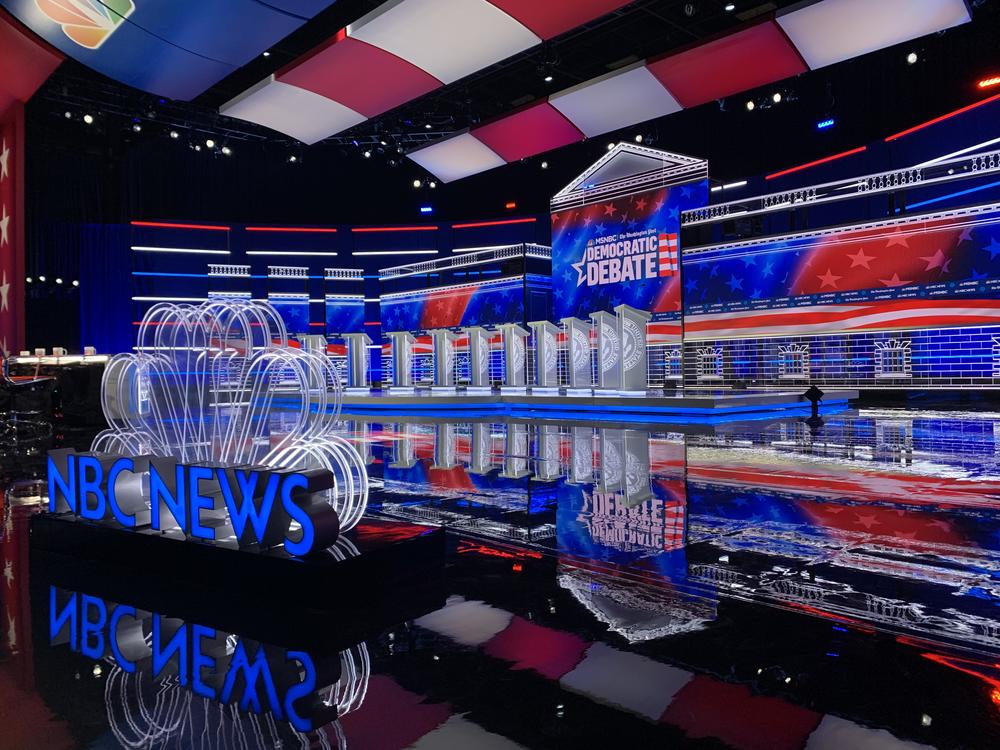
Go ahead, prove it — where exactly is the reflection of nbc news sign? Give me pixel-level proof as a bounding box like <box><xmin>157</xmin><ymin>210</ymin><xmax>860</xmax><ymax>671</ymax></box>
<box><xmin>578</xmin><ymin>232</ymin><xmax>678</xmax><ymax>287</ymax></box>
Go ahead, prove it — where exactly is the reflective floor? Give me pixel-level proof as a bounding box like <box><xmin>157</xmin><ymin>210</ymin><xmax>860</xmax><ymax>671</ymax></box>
<box><xmin>3</xmin><ymin>408</ymin><xmax>1000</xmax><ymax>748</ymax></box>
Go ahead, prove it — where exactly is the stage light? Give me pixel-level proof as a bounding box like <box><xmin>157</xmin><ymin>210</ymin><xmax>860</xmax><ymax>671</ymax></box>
<box><xmin>262</xmin><ymin>51</ymin><xmax>271</xmax><ymax>57</ymax></box>
<box><xmin>746</xmin><ymin>100</ymin><xmax>755</xmax><ymax>111</ymax></box>
<box><xmin>544</xmin><ymin>75</ymin><xmax>554</xmax><ymax>83</ymax></box>
<box><xmin>221</xmin><ymin>146</ymin><xmax>232</xmax><ymax>156</ymax></box>
<box><xmin>540</xmin><ymin>160</ymin><xmax>548</xmax><ymax>169</ymax></box>
<box><xmin>817</xmin><ymin>118</ymin><xmax>835</xmax><ymax>130</ymax></box>
<box><xmin>379</xmin><ymin>139</ymin><xmax>388</xmax><ymax>147</ymax></box>
<box><xmin>420</xmin><ymin>206</ymin><xmax>433</xmax><ymax>214</ymax></box>
<box><xmin>169</xmin><ymin>130</ymin><xmax>179</xmax><ymax>139</ymax></box>
<box><xmin>194</xmin><ymin>145</ymin><xmax>202</xmax><ymax>152</ymax></box>
<box><xmin>425</xmin><ymin>123</ymin><xmax>433</xmax><ymax>129</ymax></box>
<box><xmin>772</xmin><ymin>92</ymin><xmax>782</xmax><ymax>104</ymax></box>
<box><xmin>724</xmin><ymin>3</ymin><xmax>735</xmax><ymax>10</ymax></box>
<box><xmin>505</xmin><ymin>201</ymin><xmax>517</xmax><ymax>209</ymax></box>
<box><xmin>413</xmin><ymin>179</ymin><xmax>422</xmax><ymax>188</ymax></box>
<box><xmin>634</xmin><ymin>134</ymin><xmax>643</xmax><ymax>143</ymax></box>
<box><xmin>978</xmin><ymin>75</ymin><xmax>1000</xmax><ymax>89</ymax></box>
<box><xmin>363</xmin><ymin>150</ymin><xmax>372</xmax><ymax>158</ymax></box>
<box><xmin>205</xmin><ymin>138</ymin><xmax>216</xmax><ymax>149</ymax></box>
<box><xmin>907</xmin><ymin>51</ymin><xmax>918</xmax><ymax>65</ymax></box>
<box><xmin>132</xmin><ymin>124</ymin><xmax>142</xmax><ymax>132</ymax></box>
<box><xmin>83</xmin><ymin>114</ymin><xmax>94</xmax><ymax>125</ymax></box>
<box><xmin>429</xmin><ymin>181</ymin><xmax>437</xmax><ymax>189</ymax></box>
<box><xmin>607</xmin><ymin>142</ymin><xmax>615</xmax><ymax>150</ymax></box>
<box><xmin>63</xmin><ymin>111</ymin><xmax>71</xmax><ymax>119</ymax></box>
<box><xmin>55</xmin><ymin>278</ymin><xmax>63</xmax><ymax>284</ymax></box>
<box><xmin>72</xmin><ymin>280</ymin><xmax>79</xmax><ymax>287</ymax></box>
<box><xmin>289</xmin><ymin>155</ymin><xmax>298</xmax><ymax>163</ymax></box>
<box><xmin>38</xmin><ymin>275</ymin><xmax>46</xmax><ymax>282</ymax></box>
<box><xmin>25</xmin><ymin>277</ymin><xmax>32</xmax><ymax>283</ymax></box>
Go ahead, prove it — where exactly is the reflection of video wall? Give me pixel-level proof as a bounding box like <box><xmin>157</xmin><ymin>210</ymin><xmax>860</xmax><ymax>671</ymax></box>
<box><xmin>325</xmin><ymin>296</ymin><xmax>365</xmax><ymax>336</ymax></box>
<box><xmin>681</xmin><ymin>205</ymin><xmax>1000</xmax><ymax>387</ymax></box>
<box><xmin>268</xmin><ymin>295</ymin><xmax>310</xmax><ymax>335</ymax></box>
<box><xmin>380</xmin><ymin>275</ymin><xmax>551</xmax><ymax>333</ymax></box>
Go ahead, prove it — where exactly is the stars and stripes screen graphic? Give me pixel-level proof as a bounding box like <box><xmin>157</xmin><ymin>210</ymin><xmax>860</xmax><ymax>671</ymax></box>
<box><xmin>551</xmin><ymin>181</ymin><xmax>709</xmax><ymax>326</ymax></box>
<box><xmin>0</xmin><ymin>111</ymin><xmax>18</xmax><ymax>355</ymax></box>
<box><xmin>683</xmin><ymin>207</ymin><xmax>1000</xmax><ymax>341</ymax></box>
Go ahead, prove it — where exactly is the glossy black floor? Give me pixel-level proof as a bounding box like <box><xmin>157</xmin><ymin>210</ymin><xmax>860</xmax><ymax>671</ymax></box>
<box><xmin>3</xmin><ymin>407</ymin><xmax>1000</xmax><ymax>749</ymax></box>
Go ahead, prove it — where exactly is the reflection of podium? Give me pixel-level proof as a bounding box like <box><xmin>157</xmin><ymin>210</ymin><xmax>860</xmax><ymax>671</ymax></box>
<box><xmin>387</xmin><ymin>332</ymin><xmax>416</xmax><ymax>392</ymax></box>
<box><xmin>432</xmin><ymin>422</ymin><xmax>458</xmax><ymax>469</ymax></box>
<box><xmin>567</xmin><ymin>426</ymin><xmax>594</xmax><ymax>484</ymax></box>
<box><xmin>343</xmin><ymin>333</ymin><xmax>372</xmax><ymax>392</ymax></box>
<box><xmin>463</xmin><ymin>326</ymin><xmax>492</xmax><ymax>393</ymax></box>
<box><xmin>389</xmin><ymin>423</ymin><xmax>417</xmax><ymax>468</ymax></box>
<box><xmin>534</xmin><ymin>424</ymin><xmax>561</xmax><ymax>480</ymax></box>
<box><xmin>430</xmin><ymin>328</ymin><xmax>460</xmax><ymax>391</ymax></box>
<box><xmin>616</xmin><ymin>304</ymin><xmax>651</xmax><ymax>393</ymax></box>
<box><xmin>596</xmin><ymin>429</ymin><xmax>652</xmax><ymax>505</ymax></box>
<box><xmin>561</xmin><ymin>317</ymin><xmax>592</xmax><ymax>394</ymax></box>
<box><xmin>468</xmin><ymin>422</ymin><xmax>495</xmax><ymax>475</ymax></box>
<box><xmin>529</xmin><ymin>320</ymin><xmax>561</xmax><ymax>393</ymax></box>
<box><xmin>502</xmin><ymin>422</ymin><xmax>531</xmax><ymax>478</ymax></box>
<box><xmin>590</xmin><ymin>311</ymin><xmax>620</xmax><ymax>392</ymax></box>
<box><xmin>499</xmin><ymin>323</ymin><xmax>530</xmax><ymax>392</ymax></box>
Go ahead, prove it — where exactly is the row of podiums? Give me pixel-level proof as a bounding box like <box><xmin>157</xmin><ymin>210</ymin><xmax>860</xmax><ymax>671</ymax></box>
<box><xmin>340</xmin><ymin>304</ymin><xmax>655</xmax><ymax>395</ymax></box>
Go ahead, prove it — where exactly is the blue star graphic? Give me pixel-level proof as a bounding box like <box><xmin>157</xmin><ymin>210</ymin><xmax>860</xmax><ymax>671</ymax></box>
<box><xmin>742</xmin><ymin>255</ymin><xmax>757</xmax><ymax>267</ymax></box>
<box><xmin>985</xmin><ymin>238</ymin><xmax>1000</xmax><ymax>260</ymax></box>
<box><xmin>685</xmin><ymin>277</ymin><xmax>699</xmax><ymax>293</ymax></box>
<box><xmin>727</xmin><ymin>275</ymin><xmax>743</xmax><ymax>292</ymax></box>
<box><xmin>970</xmin><ymin>268</ymin><xmax>989</xmax><ymax>280</ymax></box>
<box><xmin>668</xmin><ymin>207</ymin><xmax>680</xmax><ymax>221</ymax></box>
<box><xmin>709</xmin><ymin>264</ymin><xmax>720</xmax><ymax>277</ymax></box>
<box><xmin>762</xmin><ymin>261</ymin><xmax>775</xmax><ymax>277</ymax></box>
<box><xmin>750</xmin><ymin>288</ymin><xmax>762</xmax><ymax>300</ymax></box>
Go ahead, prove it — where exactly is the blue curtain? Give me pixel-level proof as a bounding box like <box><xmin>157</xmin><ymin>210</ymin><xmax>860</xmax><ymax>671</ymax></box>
<box><xmin>79</xmin><ymin>223</ymin><xmax>131</xmax><ymax>353</ymax></box>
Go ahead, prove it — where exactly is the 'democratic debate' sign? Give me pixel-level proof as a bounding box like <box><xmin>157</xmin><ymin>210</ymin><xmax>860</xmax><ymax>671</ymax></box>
<box><xmin>552</xmin><ymin>182</ymin><xmax>708</xmax><ymax>323</ymax></box>
<box><xmin>45</xmin><ymin>299</ymin><xmax>368</xmax><ymax>556</ymax></box>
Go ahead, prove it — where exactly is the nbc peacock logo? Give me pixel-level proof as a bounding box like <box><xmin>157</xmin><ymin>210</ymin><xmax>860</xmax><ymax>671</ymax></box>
<box><xmin>35</xmin><ymin>0</ymin><xmax>135</xmax><ymax>50</ymax></box>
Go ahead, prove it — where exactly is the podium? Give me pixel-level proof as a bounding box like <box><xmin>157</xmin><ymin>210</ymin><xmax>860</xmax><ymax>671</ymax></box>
<box><xmin>389</xmin><ymin>423</ymin><xmax>417</xmax><ymax>468</ymax></box>
<box><xmin>462</xmin><ymin>326</ymin><xmax>492</xmax><ymax>393</ymax></box>
<box><xmin>597</xmin><ymin>429</ymin><xmax>652</xmax><ymax>505</ymax></box>
<box><xmin>616</xmin><ymin>304</ymin><xmax>652</xmax><ymax>393</ymax></box>
<box><xmin>342</xmin><ymin>332</ymin><xmax>372</xmax><ymax>392</ymax></box>
<box><xmin>561</xmin><ymin>317</ymin><xmax>592</xmax><ymax>394</ymax></box>
<box><xmin>529</xmin><ymin>320</ymin><xmax>561</xmax><ymax>393</ymax></box>
<box><xmin>387</xmin><ymin>331</ymin><xmax>416</xmax><ymax>392</ymax></box>
<box><xmin>432</xmin><ymin>423</ymin><xmax>458</xmax><ymax>469</ymax></box>
<box><xmin>430</xmin><ymin>328</ymin><xmax>460</xmax><ymax>391</ymax></box>
<box><xmin>498</xmin><ymin>323</ymin><xmax>530</xmax><ymax>392</ymax></box>
<box><xmin>590</xmin><ymin>310</ymin><xmax>620</xmax><ymax>392</ymax></box>
<box><xmin>567</xmin><ymin>426</ymin><xmax>594</xmax><ymax>484</ymax></box>
<box><xmin>534</xmin><ymin>424</ymin><xmax>561</xmax><ymax>480</ymax></box>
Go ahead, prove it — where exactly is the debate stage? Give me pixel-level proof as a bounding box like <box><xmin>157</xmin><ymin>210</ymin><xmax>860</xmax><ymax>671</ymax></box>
<box><xmin>339</xmin><ymin>388</ymin><xmax>858</xmax><ymax>423</ymax></box>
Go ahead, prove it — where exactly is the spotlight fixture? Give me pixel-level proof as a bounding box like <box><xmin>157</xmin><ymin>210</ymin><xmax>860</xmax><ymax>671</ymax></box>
<box><xmin>906</xmin><ymin>51</ymin><xmax>918</xmax><ymax>65</ymax></box>
<box><xmin>725</xmin><ymin>3</ymin><xmax>735</xmax><ymax>10</ymax></box>
<box><xmin>379</xmin><ymin>139</ymin><xmax>388</xmax><ymax>147</ymax></box>
<box><xmin>25</xmin><ymin>277</ymin><xmax>32</xmax><ymax>283</ymax></box>
<box><xmin>544</xmin><ymin>74</ymin><xmax>553</xmax><ymax>83</ymax></box>
<box><xmin>221</xmin><ymin>146</ymin><xmax>232</xmax><ymax>156</ymax></box>
<box><xmin>169</xmin><ymin>130</ymin><xmax>179</xmax><ymax>139</ymax></box>
<box><xmin>683</xmin><ymin>3</ymin><xmax>697</xmax><ymax>17</ymax></box>
<box><xmin>429</xmin><ymin>181</ymin><xmax>437</xmax><ymax>189</ymax></box>
<box><xmin>540</xmin><ymin>160</ymin><xmax>549</xmax><ymax>169</ymax></box>
<box><xmin>288</xmin><ymin>155</ymin><xmax>298</xmax><ymax>163</ymax></box>
<box><xmin>63</xmin><ymin>111</ymin><xmax>71</xmax><ymax>119</ymax></box>
<box><xmin>746</xmin><ymin>100</ymin><xmax>755</xmax><ymax>111</ymax></box>
<box><xmin>634</xmin><ymin>134</ymin><xmax>643</xmax><ymax>143</ymax></box>
<box><xmin>194</xmin><ymin>145</ymin><xmax>202</xmax><ymax>152</ymax></box>
<box><xmin>505</xmin><ymin>201</ymin><xmax>517</xmax><ymax>210</ymax></box>
<box><xmin>132</xmin><ymin>123</ymin><xmax>142</xmax><ymax>132</ymax></box>
<box><xmin>772</xmin><ymin>92</ymin><xmax>782</xmax><ymax>104</ymax></box>
<box><xmin>83</xmin><ymin>114</ymin><xmax>94</xmax><ymax>125</ymax></box>
<box><xmin>55</xmin><ymin>278</ymin><xmax>63</xmax><ymax>284</ymax></box>
<box><xmin>263</xmin><ymin>51</ymin><xmax>271</xmax><ymax>57</ymax></box>
<box><xmin>424</xmin><ymin>123</ymin><xmax>432</xmax><ymax>129</ymax></box>
<box><xmin>978</xmin><ymin>75</ymin><xmax>1000</xmax><ymax>89</ymax></box>
<box><xmin>413</xmin><ymin>179</ymin><xmax>422</xmax><ymax>188</ymax></box>
<box><xmin>205</xmin><ymin>138</ymin><xmax>216</xmax><ymax>149</ymax></box>
<box><xmin>72</xmin><ymin>280</ymin><xmax>79</xmax><ymax>287</ymax></box>
<box><xmin>38</xmin><ymin>275</ymin><xmax>46</xmax><ymax>282</ymax></box>
<box><xmin>363</xmin><ymin>150</ymin><xmax>372</xmax><ymax>158</ymax></box>
<box><xmin>607</xmin><ymin>142</ymin><xmax>615</xmax><ymax>151</ymax></box>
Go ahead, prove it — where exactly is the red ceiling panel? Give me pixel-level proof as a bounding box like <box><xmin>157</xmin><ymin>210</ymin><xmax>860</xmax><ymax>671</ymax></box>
<box><xmin>646</xmin><ymin>20</ymin><xmax>807</xmax><ymax>108</ymax></box>
<box><xmin>472</xmin><ymin>101</ymin><xmax>584</xmax><ymax>162</ymax></box>
<box><xmin>277</xmin><ymin>35</ymin><xmax>441</xmax><ymax>118</ymax></box>
<box><xmin>0</xmin><ymin>9</ymin><xmax>63</xmax><ymax>118</ymax></box>
<box><xmin>489</xmin><ymin>0</ymin><xmax>634</xmax><ymax>40</ymax></box>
